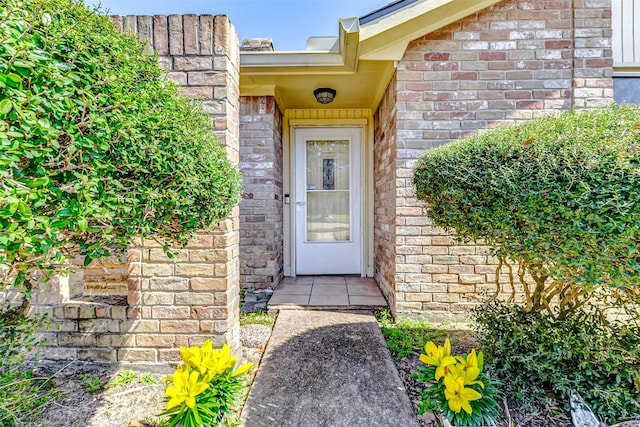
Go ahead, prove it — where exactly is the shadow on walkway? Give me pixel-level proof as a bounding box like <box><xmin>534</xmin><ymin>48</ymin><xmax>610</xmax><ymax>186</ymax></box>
<box><xmin>241</xmin><ymin>310</ymin><xmax>419</xmax><ymax>427</ymax></box>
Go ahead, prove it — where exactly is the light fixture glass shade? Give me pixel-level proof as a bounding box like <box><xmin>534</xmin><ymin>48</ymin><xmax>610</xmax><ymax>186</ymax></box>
<box><xmin>314</xmin><ymin>88</ymin><xmax>336</xmax><ymax>104</ymax></box>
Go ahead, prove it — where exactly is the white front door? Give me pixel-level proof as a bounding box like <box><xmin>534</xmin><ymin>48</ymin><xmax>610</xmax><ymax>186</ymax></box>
<box><xmin>294</xmin><ymin>127</ymin><xmax>362</xmax><ymax>275</ymax></box>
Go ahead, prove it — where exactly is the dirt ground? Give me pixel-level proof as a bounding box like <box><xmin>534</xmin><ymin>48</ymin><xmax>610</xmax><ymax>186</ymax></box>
<box><xmin>32</xmin><ymin>325</ymin><xmax>272</xmax><ymax>427</ymax></box>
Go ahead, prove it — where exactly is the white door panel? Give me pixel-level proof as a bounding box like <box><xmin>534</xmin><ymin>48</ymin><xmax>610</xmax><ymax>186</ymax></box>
<box><xmin>294</xmin><ymin>127</ymin><xmax>362</xmax><ymax>275</ymax></box>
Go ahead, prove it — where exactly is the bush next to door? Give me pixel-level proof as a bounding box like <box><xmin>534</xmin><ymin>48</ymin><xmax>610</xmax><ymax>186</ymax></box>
<box><xmin>413</xmin><ymin>105</ymin><xmax>640</xmax><ymax>421</ymax></box>
<box><xmin>1</xmin><ymin>0</ymin><xmax>240</xmax><ymax>423</ymax></box>
<box><xmin>414</xmin><ymin>105</ymin><xmax>640</xmax><ymax>318</ymax></box>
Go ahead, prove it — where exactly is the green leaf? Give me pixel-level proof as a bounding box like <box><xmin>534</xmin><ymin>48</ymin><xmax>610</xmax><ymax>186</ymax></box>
<box><xmin>24</xmin><ymin>178</ymin><xmax>49</xmax><ymax>188</ymax></box>
<box><xmin>17</xmin><ymin>201</ymin><xmax>32</xmax><ymax>217</ymax></box>
<box><xmin>0</xmin><ymin>99</ymin><xmax>12</xmax><ymax>116</ymax></box>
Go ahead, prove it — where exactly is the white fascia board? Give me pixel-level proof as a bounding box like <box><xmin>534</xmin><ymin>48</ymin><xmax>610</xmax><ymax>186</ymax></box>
<box><xmin>241</xmin><ymin>51</ymin><xmax>345</xmax><ymax>68</ymax></box>
<box><xmin>359</xmin><ymin>0</ymin><xmax>502</xmax><ymax>61</ymax></box>
<box><xmin>359</xmin><ymin>0</ymin><xmax>451</xmax><ymax>40</ymax></box>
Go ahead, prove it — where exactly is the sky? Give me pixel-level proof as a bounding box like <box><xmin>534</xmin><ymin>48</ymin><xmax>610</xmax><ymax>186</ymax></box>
<box><xmin>87</xmin><ymin>0</ymin><xmax>393</xmax><ymax>51</ymax></box>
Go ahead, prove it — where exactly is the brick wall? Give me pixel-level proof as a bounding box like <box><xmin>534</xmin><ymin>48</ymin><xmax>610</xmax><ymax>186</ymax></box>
<box><xmin>373</xmin><ymin>74</ymin><xmax>398</xmax><ymax>310</ymax></box>
<box><xmin>239</xmin><ymin>96</ymin><xmax>284</xmax><ymax>291</ymax></box>
<box><xmin>31</xmin><ymin>14</ymin><xmax>242</xmax><ymax>365</ymax></box>
<box><xmin>374</xmin><ymin>0</ymin><xmax>613</xmax><ymax>322</ymax></box>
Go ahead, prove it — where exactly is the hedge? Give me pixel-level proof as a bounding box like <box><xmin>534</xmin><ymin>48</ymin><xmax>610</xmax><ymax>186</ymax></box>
<box><xmin>414</xmin><ymin>105</ymin><xmax>640</xmax><ymax>316</ymax></box>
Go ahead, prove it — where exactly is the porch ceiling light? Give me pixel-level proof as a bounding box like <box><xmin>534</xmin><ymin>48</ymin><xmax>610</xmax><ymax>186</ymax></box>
<box><xmin>314</xmin><ymin>87</ymin><xmax>336</xmax><ymax>104</ymax></box>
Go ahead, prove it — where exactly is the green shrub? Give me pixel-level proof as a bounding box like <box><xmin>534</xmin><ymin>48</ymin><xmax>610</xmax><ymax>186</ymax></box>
<box><xmin>473</xmin><ymin>301</ymin><xmax>640</xmax><ymax>423</ymax></box>
<box><xmin>1</xmin><ymin>0</ymin><xmax>241</xmax><ymax>296</ymax></box>
<box><xmin>1</xmin><ymin>1</ymin><xmax>241</xmax><ymax>422</ymax></box>
<box><xmin>414</xmin><ymin>105</ymin><xmax>640</xmax><ymax>317</ymax></box>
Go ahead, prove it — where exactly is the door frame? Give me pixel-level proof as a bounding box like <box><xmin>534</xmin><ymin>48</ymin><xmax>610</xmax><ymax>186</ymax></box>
<box><xmin>282</xmin><ymin>110</ymin><xmax>374</xmax><ymax>278</ymax></box>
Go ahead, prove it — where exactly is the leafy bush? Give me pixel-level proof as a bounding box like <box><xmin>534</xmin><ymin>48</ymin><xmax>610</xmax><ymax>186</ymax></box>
<box><xmin>1</xmin><ymin>1</ymin><xmax>240</xmax><ymax>422</ymax></box>
<box><xmin>1</xmin><ymin>0</ymin><xmax>241</xmax><ymax>297</ymax></box>
<box><xmin>473</xmin><ymin>301</ymin><xmax>640</xmax><ymax>423</ymax></box>
<box><xmin>414</xmin><ymin>105</ymin><xmax>640</xmax><ymax>317</ymax></box>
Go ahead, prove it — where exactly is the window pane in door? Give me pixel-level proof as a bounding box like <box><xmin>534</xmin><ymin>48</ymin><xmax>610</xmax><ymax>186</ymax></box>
<box><xmin>305</xmin><ymin>140</ymin><xmax>350</xmax><ymax>242</ymax></box>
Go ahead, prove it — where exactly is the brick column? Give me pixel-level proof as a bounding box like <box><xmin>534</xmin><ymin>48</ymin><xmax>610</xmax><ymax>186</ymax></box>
<box><xmin>238</xmin><ymin>96</ymin><xmax>284</xmax><ymax>293</ymax></box>
<box><xmin>123</xmin><ymin>14</ymin><xmax>242</xmax><ymax>361</ymax></box>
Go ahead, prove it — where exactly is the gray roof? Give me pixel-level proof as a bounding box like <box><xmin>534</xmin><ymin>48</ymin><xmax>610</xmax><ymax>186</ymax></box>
<box><xmin>359</xmin><ymin>0</ymin><xmax>421</xmax><ymax>25</ymax></box>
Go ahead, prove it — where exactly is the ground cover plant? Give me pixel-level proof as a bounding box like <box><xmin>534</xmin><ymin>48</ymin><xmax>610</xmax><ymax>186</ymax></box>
<box><xmin>240</xmin><ymin>311</ymin><xmax>276</xmax><ymax>328</ymax></box>
<box><xmin>414</xmin><ymin>105</ymin><xmax>640</xmax><ymax>423</ymax></box>
<box><xmin>1</xmin><ymin>0</ymin><xmax>241</xmax><ymax>422</ymax></box>
<box><xmin>378</xmin><ymin>310</ymin><xmax>446</xmax><ymax>358</ymax></box>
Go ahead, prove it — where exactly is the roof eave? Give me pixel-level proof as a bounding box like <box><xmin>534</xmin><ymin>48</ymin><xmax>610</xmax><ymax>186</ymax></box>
<box><xmin>359</xmin><ymin>0</ymin><xmax>503</xmax><ymax>61</ymax></box>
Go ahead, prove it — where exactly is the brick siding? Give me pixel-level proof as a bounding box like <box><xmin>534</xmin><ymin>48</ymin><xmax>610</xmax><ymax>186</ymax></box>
<box><xmin>373</xmin><ymin>74</ymin><xmax>398</xmax><ymax>310</ymax></box>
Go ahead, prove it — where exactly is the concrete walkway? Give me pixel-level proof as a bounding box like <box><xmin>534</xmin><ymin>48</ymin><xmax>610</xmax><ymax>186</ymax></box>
<box><xmin>241</xmin><ymin>310</ymin><xmax>420</xmax><ymax>427</ymax></box>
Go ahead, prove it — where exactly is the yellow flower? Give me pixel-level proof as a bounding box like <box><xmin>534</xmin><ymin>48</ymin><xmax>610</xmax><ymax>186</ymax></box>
<box><xmin>177</xmin><ymin>341</ymin><xmax>252</xmax><ymax>383</ymax></box>
<box><xmin>419</xmin><ymin>339</ymin><xmax>457</xmax><ymax>380</ymax></box>
<box><xmin>165</xmin><ymin>367</ymin><xmax>209</xmax><ymax>410</ymax></box>
<box><xmin>452</xmin><ymin>349</ymin><xmax>485</xmax><ymax>389</ymax></box>
<box><xmin>449</xmin><ymin>363</ymin><xmax>485</xmax><ymax>389</ymax></box>
<box><xmin>455</xmin><ymin>348</ymin><xmax>484</xmax><ymax>371</ymax></box>
<box><xmin>203</xmin><ymin>343</ymin><xmax>238</xmax><ymax>377</ymax></box>
<box><xmin>231</xmin><ymin>361</ymin><xmax>253</xmax><ymax>377</ymax></box>
<box><xmin>443</xmin><ymin>375</ymin><xmax>482</xmax><ymax>414</ymax></box>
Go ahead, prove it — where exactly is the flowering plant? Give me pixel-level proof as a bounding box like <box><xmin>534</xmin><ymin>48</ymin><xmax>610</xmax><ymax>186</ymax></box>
<box><xmin>160</xmin><ymin>340</ymin><xmax>253</xmax><ymax>427</ymax></box>
<box><xmin>414</xmin><ymin>338</ymin><xmax>501</xmax><ymax>426</ymax></box>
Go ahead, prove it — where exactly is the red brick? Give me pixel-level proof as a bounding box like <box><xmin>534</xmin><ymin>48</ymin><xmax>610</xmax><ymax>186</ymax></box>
<box><xmin>516</xmin><ymin>100</ymin><xmax>544</xmax><ymax>109</ymax></box>
<box><xmin>586</xmin><ymin>58</ymin><xmax>613</xmax><ymax>68</ymax></box>
<box><xmin>424</xmin><ymin>52</ymin><xmax>450</xmax><ymax>61</ymax></box>
<box><xmin>479</xmin><ymin>51</ymin><xmax>506</xmax><ymax>61</ymax></box>
<box><xmin>451</xmin><ymin>72</ymin><xmax>477</xmax><ymax>80</ymax></box>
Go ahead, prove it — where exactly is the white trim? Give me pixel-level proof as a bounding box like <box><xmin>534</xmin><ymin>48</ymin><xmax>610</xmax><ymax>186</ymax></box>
<box><xmin>282</xmin><ymin>111</ymin><xmax>373</xmax><ymax>277</ymax></box>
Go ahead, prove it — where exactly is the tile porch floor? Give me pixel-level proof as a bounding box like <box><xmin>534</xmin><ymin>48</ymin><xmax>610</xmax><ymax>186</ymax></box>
<box><xmin>268</xmin><ymin>276</ymin><xmax>388</xmax><ymax>309</ymax></box>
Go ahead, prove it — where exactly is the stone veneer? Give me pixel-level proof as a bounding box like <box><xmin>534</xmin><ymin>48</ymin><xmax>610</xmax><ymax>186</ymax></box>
<box><xmin>29</xmin><ymin>14</ymin><xmax>242</xmax><ymax>365</ymax></box>
<box><xmin>239</xmin><ymin>96</ymin><xmax>284</xmax><ymax>291</ymax></box>
<box><xmin>374</xmin><ymin>0</ymin><xmax>613</xmax><ymax>322</ymax></box>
